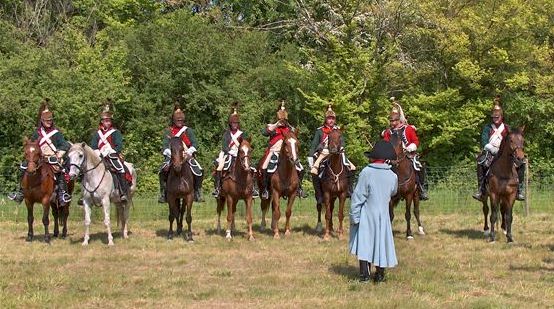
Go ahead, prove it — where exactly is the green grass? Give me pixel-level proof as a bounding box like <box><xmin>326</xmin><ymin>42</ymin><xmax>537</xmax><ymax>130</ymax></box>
<box><xmin>0</xmin><ymin>195</ymin><xmax>553</xmax><ymax>308</ymax></box>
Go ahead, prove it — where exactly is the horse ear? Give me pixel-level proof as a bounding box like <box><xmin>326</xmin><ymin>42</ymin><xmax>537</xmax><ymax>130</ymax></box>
<box><xmin>23</xmin><ymin>136</ymin><xmax>29</xmax><ymax>145</ymax></box>
<box><xmin>519</xmin><ymin>125</ymin><xmax>525</xmax><ymax>134</ymax></box>
<box><xmin>81</xmin><ymin>142</ymin><xmax>86</xmax><ymax>148</ymax></box>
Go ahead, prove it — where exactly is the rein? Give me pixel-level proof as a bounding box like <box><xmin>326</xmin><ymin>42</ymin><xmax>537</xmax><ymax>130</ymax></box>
<box><xmin>72</xmin><ymin>152</ymin><xmax>107</xmax><ymax>194</ymax></box>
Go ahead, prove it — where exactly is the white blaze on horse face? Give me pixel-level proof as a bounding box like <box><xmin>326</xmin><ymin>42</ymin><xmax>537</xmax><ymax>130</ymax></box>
<box><xmin>29</xmin><ymin>146</ymin><xmax>36</xmax><ymax>154</ymax></box>
<box><xmin>241</xmin><ymin>145</ymin><xmax>250</xmax><ymax>168</ymax></box>
<box><xmin>288</xmin><ymin>138</ymin><xmax>297</xmax><ymax>161</ymax></box>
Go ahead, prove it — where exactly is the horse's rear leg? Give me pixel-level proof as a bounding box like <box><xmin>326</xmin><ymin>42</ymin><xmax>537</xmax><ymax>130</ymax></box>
<box><xmin>505</xmin><ymin>201</ymin><xmax>514</xmax><ymax>243</ymax></box>
<box><xmin>168</xmin><ymin>201</ymin><xmax>177</xmax><ymax>240</ymax></box>
<box><xmin>315</xmin><ymin>202</ymin><xmax>323</xmax><ymax>233</ymax></box>
<box><xmin>405</xmin><ymin>197</ymin><xmax>413</xmax><ymax>240</ymax></box>
<box><xmin>489</xmin><ymin>200</ymin><xmax>499</xmax><ymax>242</ymax></box>
<box><xmin>482</xmin><ymin>199</ymin><xmax>490</xmax><ymax>236</ymax></box>
<box><xmin>61</xmin><ymin>205</ymin><xmax>69</xmax><ymax>239</ymax></box>
<box><xmin>42</xmin><ymin>201</ymin><xmax>51</xmax><ymax>244</ymax></box>
<box><xmin>260</xmin><ymin>199</ymin><xmax>270</xmax><ymax>232</ymax></box>
<box><xmin>25</xmin><ymin>202</ymin><xmax>34</xmax><ymax>242</ymax></box>
<box><xmin>413</xmin><ymin>197</ymin><xmax>425</xmax><ymax>235</ymax></box>
<box><xmin>337</xmin><ymin>194</ymin><xmax>346</xmax><ymax>240</ymax></box>
<box><xmin>245</xmin><ymin>197</ymin><xmax>255</xmax><ymax>241</ymax></box>
<box><xmin>121</xmin><ymin>203</ymin><xmax>130</xmax><ymax>239</ymax></box>
<box><xmin>52</xmin><ymin>205</ymin><xmax>60</xmax><ymax>238</ymax></box>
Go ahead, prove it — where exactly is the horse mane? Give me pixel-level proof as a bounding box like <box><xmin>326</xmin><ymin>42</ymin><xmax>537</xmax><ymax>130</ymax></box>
<box><xmin>169</xmin><ymin>136</ymin><xmax>184</xmax><ymax>151</ymax></box>
<box><xmin>73</xmin><ymin>143</ymin><xmax>102</xmax><ymax>166</ymax></box>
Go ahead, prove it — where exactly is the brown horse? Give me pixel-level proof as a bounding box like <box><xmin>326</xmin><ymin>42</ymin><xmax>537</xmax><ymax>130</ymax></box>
<box><xmin>166</xmin><ymin>137</ymin><xmax>195</xmax><ymax>241</ymax></box>
<box><xmin>388</xmin><ymin>137</ymin><xmax>425</xmax><ymax>239</ymax></box>
<box><xmin>257</xmin><ymin>130</ymin><xmax>300</xmax><ymax>239</ymax></box>
<box><xmin>216</xmin><ymin>139</ymin><xmax>255</xmax><ymax>241</ymax></box>
<box><xmin>21</xmin><ymin>138</ymin><xmax>55</xmax><ymax>243</ymax></box>
<box><xmin>486</xmin><ymin>128</ymin><xmax>525</xmax><ymax>243</ymax></box>
<box><xmin>51</xmin><ymin>173</ymin><xmax>74</xmax><ymax>239</ymax></box>
<box><xmin>316</xmin><ymin>129</ymin><xmax>349</xmax><ymax>240</ymax></box>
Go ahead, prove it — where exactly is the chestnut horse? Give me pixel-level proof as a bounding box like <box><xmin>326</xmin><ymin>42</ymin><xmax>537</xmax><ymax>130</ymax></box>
<box><xmin>216</xmin><ymin>139</ymin><xmax>255</xmax><ymax>241</ymax></box>
<box><xmin>486</xmin><ymin>128</ymin><xmax>525</xmax><ymax>243</ymax></box>
<box><xmin>388</xmin><ymin>137</ymin><xmax>425</xmax><ymax>239</ymax></box>
<box><xmin>21</xmin><ymin>138</ymin><xmax>73</xmax><ymax>243</ymax></box>
<box><xmin>316</xmin><ymin>129</ymin><xmax>349</xmax><ymax>240</ymax></box>
<box><xmin>166</xmin><ymin>137</ymin><xmax>195</xmax><ymax>241</ymax></box>
<box><xmin>257</xmin><ymin>131</ymin><xmax>300</xmax><ymax>239</ymax></box>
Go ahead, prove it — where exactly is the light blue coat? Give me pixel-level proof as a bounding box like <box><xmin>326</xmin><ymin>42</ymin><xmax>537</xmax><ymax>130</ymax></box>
<box><xmin>349</xmin><ymin>163</ymin><xmax>398</xmax><ymax>268</ymax></box>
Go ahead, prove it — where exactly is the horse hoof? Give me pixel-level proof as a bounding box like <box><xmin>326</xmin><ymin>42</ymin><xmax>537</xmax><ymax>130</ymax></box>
<box><xmin>44</xmin><ymin>236</ymin><xmax>51</xmax><ymax>244</ymax></box>
<box><xmin>82</xmin><ymin>241</ymin><xmax>89</xmax><ymax>246</ymax></box>
<box><xmin>323</xmin><ymin>235</ymin><xmax>331</xmax><ymax>241</ymax></box>
<box><xmin>502</xmin><ymin>229</ymin><xmax>507</xmax><ymax>236</ymax></box>
<box><xmin>25</xmin><ymin>236</ymin><xmax>33</xmax><ymax>242</ymax></box>
<box><xmin>53</xmin><ymin>233</ymin><xmax>59</xmax><ymax>238</ymax></box>
<box><xmin>61</xmin><ymin>234</ymin><xmax>67</xmax><ymax>240</ymax></box>
<box><xmin>187</xmin><ymin>237</ymin><xmax>194</xmax><ymax>243</ymax></box>
<box><xmin>483</xmin><ymin>230</ymin><xmax>490</xmax><ymax>237</ymax></box>
<box><xmin>315</xmin><ymin>223</ymin><xmax>323</xmax><ymax>233</ymax></box>
<box><xmin>273</xmin><ymin>233</ymin><xmax>280</xmax><ymax>239</ymax></box>
<box><xmin>285</xmin><ymin>230</ymin><xmax>291</xmax><ymax>236</ymax></box>
<box><xmin>108</xmin><ymin>241</ymin><xmax>115</xmax><ymax>246</ymax></box>
<box><xmin>407</xmin><ymin>235</ymin><xmax>414</xmax><ymax>240</ymax></box>
<box><xmin>337</xmin><ymin>233</ymin><xmax>344</xmax><ymax>240</ymax></box>
<box><xmin>259</xmin><ymin>224</ymin><xmax>266</xmax><ymax>232</ymax></box>
<box><xmin>418</xmin><ymin>226</ymin><xmax>425</xmax><ymax>235</ymax></box>
<box><xmin>248</xmin><ymin>235</ymin><xmax>255</xmax><ymax>241</ymax></box>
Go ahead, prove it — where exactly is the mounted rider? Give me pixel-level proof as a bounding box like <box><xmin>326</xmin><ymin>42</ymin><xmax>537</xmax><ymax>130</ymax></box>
<box><xmin>381</xmin><ymin>98</ymin><xmax>429</xmax><ymax>200</ymax></box>
<box><xmin>90</xmin><ymin>102</ymin><xmax>131</xmax><ymax>202</ymax></box>
<box><xmin>308</xmin><ymin>104</ymin><xmax>356</xmax><ymax>196</ymax></box>
<box><xmin>8</xmin><ymin>99</ymin><xmax>72</xmax><ymax>204</ymax></box>
<box><xmin>472</xmin><ymin>96</ymin><xmax>525</xmax><ymax>201</ymax></box>
<box><xmin>211</xmin><ymin>105</ymin><xmax>258</xmax><ymax>198</ymax></box>
<box><xmin>259</xmin><ymin>101</ymin><xmax>306</xmax><ymax>200</ymax></box>
<box><xmin>158</xmin><ymin>103</ymin><xmax>204</xmax><ymax>203</ymax></box>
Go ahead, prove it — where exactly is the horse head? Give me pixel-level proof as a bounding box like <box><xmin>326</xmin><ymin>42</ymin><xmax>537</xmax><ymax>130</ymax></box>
<box><xmin>67</xmin><ymin>142</ymin><xmax>87</xmax><ymax>180</ymax></box>
<box><xmin>507</xmin><ymin>126</ymin><xmax>526</xmax><ymax>164</ymax></box>
<box><xmin>238</xmin><ymin>138</ymin><xmax>253</xmax><ymax>171</ymax></box>
<box><xmin>23</xmin><ymin>138</ymin><xmax>41</xmax><ymax>173</ymax></box>
<box><xmin>282</xmin><ymin>130</ymin><xmax>300</xmax><ymax>164</ymax></box>
<box><xmin>169</xmin><ymin>137</ymin><xmax>186</xmax><ymax>173</ymax></box>
<box><xmin>328</xmin><ymin>128</ymin><xmax>343</xmax><ymax>154</ymax></box>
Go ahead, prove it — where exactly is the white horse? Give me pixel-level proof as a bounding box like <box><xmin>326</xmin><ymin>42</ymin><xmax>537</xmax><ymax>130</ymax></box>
<box><xmin>67</xmin><ymin>142</ymin><xmax>137</xmax><ymax>246</ymax></box>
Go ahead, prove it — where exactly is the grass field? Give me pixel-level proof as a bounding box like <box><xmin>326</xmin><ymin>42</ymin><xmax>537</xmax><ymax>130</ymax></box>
<box><xmin>0</xmin><ymin>197</ymin><xmax>553</xmax><ymax>308</ymax></box>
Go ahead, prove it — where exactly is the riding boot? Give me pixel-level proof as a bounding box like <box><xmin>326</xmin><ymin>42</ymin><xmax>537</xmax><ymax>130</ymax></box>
<box><xmin>472</xmin><ymin>164</ymin><xmax>486</xmax><ymax>201</ymax></box>
<box><xmin>516</xmin><ymin>162</ymin><xmax>526</xmax><ymax>201</ymax></box>
<box><xmin>7</xmin><ymin>166</ymin><xmax>25</xmax><ymax>204</ymax></box>
<box><xmin>158</xmin><ymin>171</ymin><xmax>167</xmax><ymax>203</ymax></box>
<box><xmin>261</xmin><ymin>169</ymin><xmax>270</xmax><ymax>200</ymax></box>
<box><xmin>56</xmin><ymin>173</ymin><xmax>71</xmax><ymax>204</ymax></box>
<box><xmin>374</xmin><ymin>267</ymin><xmax>386</xmax><ymax>283</ymax></box>
<box><xmin>417</xmin><ymin>168</ymin><xmax>429</xmax><ymax>201</ymax></box>
<box><xmin>359</xmin><ymin>260</ymin><xmax>371</xmax><ymax>282</ymax></box>
<box><xmin>117</xmin><ymin>173</ymin><xmax>129</xmax><ymax>202</ymax></box>
<box><xmin>193</xmin><ymin>174</ymin><xmax>204</xmax><ymax>202</ymax></box>
<box><xmin>212</xmin><ymin>171</ymin><xmax>221</xmax><ymax>198</ymax></box>
<box><xmin>296</xmin><ymin>169</ymin><xmax>307</xmax><ymax>198</ymax></box>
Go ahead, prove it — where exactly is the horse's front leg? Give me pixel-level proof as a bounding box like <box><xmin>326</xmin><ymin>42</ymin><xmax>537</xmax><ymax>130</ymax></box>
<box><xmin>272</xmin><ymin>192</ymin><xmax>281</xmax><ymax>239</ymax></box>
<box><xmin>62</xmin><ymin>204</ymin><xmax>69</xmax><ymax>239</ymax></box>
<box><xmin>405</xmin><ymin>195</ymin><xmax>413</xmax><ymax>240</ymax></box>
<box><xmin>482</xmin><ymin>198</ymin><xmax>490</xmax><ymax>236</ymax></box>
<box><xmin>225</xmin><ymin>196</ymin><xmax>235</xmax><ymax>240</ymax></box>
<box><xmin>41</xmin><ymin>199</ymin><xmax>51</xmax><ymax>244</ymax></box>
<box><xmin>102</xmin><ymin>197</ymin><xmax>114</xmax><ymax>246</ymax></box>
<box><xmin>82</xmin><ymin>199</ymin><xmax>92</xmax><ymax>246</ymax></box>
<box><xmin>505</xmin><ymin>199</ymin><xmax>515</xmax><ymax>243</ymax></box>
<box><xmin>184</xmin><ymin>194</ymin><xmax>194</xmax><ymax>242</ymax></box>
<box><xmin>52</xmin><ymin>205</ymin><xmax>60</xmax><ymax>238</ymax></box>
<box><xmin>121</xmin><ymin>203</ymin><xmax>130</xmax><ymax>239</ymax></box>
<box><xmin>489</xmin><ymin>197</ymin><xmax>498</xmax><ymax>242</ymax></box>
<box><xmin>284</xmin><ymin>194</ymin><xmax>296</xmax><ymax>237</ymax></box>
<box><xmin>413</xmin><ymin>195</ymin><xmax>425</xmax><ymax>235</ymax></box>
<box><xmin>245</xmin><ymin>197</ymin><xmax>255</xmax><ymax>241</ymax></box>
<box><xmin>177</xmin><ymin>199</ymin><xmax>184</xmax><ymax>236</ymax></box>
<box><xmin>323</xmin><ymin>192</ymin><xmax>332</xmax><ymax>241</ymax></box>
<box><xmin>167</xmin><ymin>198</ymin><xmax>177</xmax><ymax>240</ymax></box>
<box><xmin>216</xmin><ymin>197</ymin><xmax>224</xmax><ymax>234</ymax></box>
<box><xmin>315</xmin><ymin>202</ymin><xmax>323</xmax><ymax>233</ymax></box>
<box><xmin>337</xmin><ymin>193</ymin><xmax>347</xmax><ymax>240</ymax></box>
<box><xmin>25</xmin><ymin>201</ymin><xmax>34</xmax><ymax>242</ymax></box>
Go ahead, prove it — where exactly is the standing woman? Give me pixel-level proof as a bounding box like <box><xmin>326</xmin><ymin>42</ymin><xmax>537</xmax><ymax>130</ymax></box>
<box><xmin>349</xmin><ymin>140</ymin><xmax>398</xmax><ymax>283</ymax></box>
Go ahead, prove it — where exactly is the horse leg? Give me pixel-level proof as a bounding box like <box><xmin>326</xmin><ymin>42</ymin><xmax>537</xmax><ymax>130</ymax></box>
<box><xmin>25</xmin><ymin>201</ymin><xmax>34</xmax><ymax>242</ymax></box>
<box><xmin>177</xmin><ymin>199</ymin><xmax>184</xmax><ymax>236</ymax></box>
<box><xmin>168</xmin><ymin>199</ymin><xmax>176</xmax><ymax>240</ymax></box>
<box><xmin>102</xmin><ymin>197</ymin><xmax>114</xmax><ymax>246</ymax></box>
<box><xmin>260</xmin><ymin>199</ymin><xmax>269</xmax><ymax>232</ymax></box>
<box><xmin>61</xmin><ymin>204</ymin><xmax>69</xmax><ymax>239</ymax></box>
<box><xmin>329</xmin><ymin>196</ymin><xmax>336</xmax><ymax>233</ymax></box>
<box><xmin>405</xmin><ymin>196</ymin><xmax>413</xmax><ymax>240</ymax></box>
<box><xmin>185</xmin><ymin>195</ymin><xmax>194</xmax><ymax>242</ymax></box>
<box><xmin>489</xmin><ymin>198</ymin><xmax>498</xmax><ymax>242</ymax></box>
<box><xmin>52</xmin><ymin>205</ymin><xmax>59</xmax><ymax>238</ymax></box>
<box><xmin>337</xmin><ymin>193</ymin><xmax>346</xmax><ymax>240</ymax></box>
<box><xmin>500</xmin><ymin>202</ymin><xmax>507</xmax><ymax>235</ymax></box>
<box><xmin>246</xmin><ymin>197</ymin><xmax>255</xmax><ymax>241</ymax></box>
<box><xmin>505</xmin><ymin>201</ymin><xmax>514</xmax><ymax>243</ymax></box>
<box><xmin>315</xmin><ymin>202</ymin><xmax>323</xmax><ymax>233</ymax></box>
<box><xmin>323</xmin><ymin>192</ymin><xmax>331</xmax><ymax>240</ymax></box>
<box><xmin>482</xmin><ymin>199</ymin><xmax>490</xmax><ymax>236</ymax></box>
<box><xmin>122</xmin><ymin>203</ymin><xmax>130</xmax><ymax>239</ymax></box>
<box><xmin>42</xmin><ymin>200</ymin><xmax>51</xmax><ymax>244</ymax></box>
<box><xmin>272</xmin><ymin>193</ymin><xmax>281</xmax><ymax>239</ymax></box>
<box><xmin>216</xmin><ymin>197</ymin><xmax>224</xmax><ymax>234</ymax></box>
<box><xmin>413</xmin><ymin>195</ymin><xmax>425</xmax><ymax>235</ymax></box>
<box><xmin>284</xmin><ymin>194</ymin><xmax>295</xmax><ymax>237</ymax></box>
<box><xmin>82</xmin><ymin>200</ymin><xmax>91</xmax><ymax>246</ymax></box>
<box><xmin>225</xmin><ymin>196</ymin><xmax>234</xmax><ymax>240</ymax></box>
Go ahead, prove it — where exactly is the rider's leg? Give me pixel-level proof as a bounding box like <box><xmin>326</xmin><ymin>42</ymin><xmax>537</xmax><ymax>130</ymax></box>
<box><xmin>158</xmin><ymin>169</ymin><xmax>168</xmax><ymax>203</ymax></box>
<box><xmin>56</xmin><ymin>172</ymin><xmax>71</xmax><ymax>204</ymax></box>
<box><xmin>296</xmin><ymin>162</ymin><xmax>307</xmax><ymax>198</ymax></box>
<box><xmin>417</xmin><ymin>165</ymin><xmax>429</xmax><ymax>201</ymax></box>
<box><xmin>516</xmin><ymin>161</ymin><xmax>526</xmax><ymax>201</ymax></box>
<box><xmin>310</xmin><ymin>150</ymin><xmax>329</xmax><ymax>175</ymax></box>
<box><xmin>472</xmin><ymin>162</ymin><xmax>487</xmax><ymax>201</ymax></box>
<box><xmin>193</xmin><ymin>172</ymin><xmax>204</xmax><ymax>202</ymax></box>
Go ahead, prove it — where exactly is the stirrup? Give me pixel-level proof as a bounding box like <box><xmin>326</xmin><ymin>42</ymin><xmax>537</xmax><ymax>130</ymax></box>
<box><xmin>8</xmin><ymin>191</ymin><xmax>24</xmax><ymax>203</ymax></box>
<box><xmin>252</xmin><ymin>188</ymin><xmax>259</xmax><ymax>198</ymax></box>
<box><xmin>472</xmin><ymin>191</ymin><xmax>484</xmax><ymax>201</ymax></box>
<box><xmin>60</xmin><ymin>192</ymin><xmax>72</xmax><ymax>203</ymax></box>
<box><xmin>211</xmin><ymin>189</ymin><xmax>220</xmax><ymax>198</ymax></box>
<box><xmin>261</xmin><ymin>190</ymin><xmax>269</xmax><ymax>200</ymax></box>
<box><xmin>120</xmin><ymin>195</ymin><xmax>128</xmax><ymax>202</ymax></box>
<box><xmin>158</xmin><ymin>195</ymin><xmax>166</xmax><ymax>203</ymax></box>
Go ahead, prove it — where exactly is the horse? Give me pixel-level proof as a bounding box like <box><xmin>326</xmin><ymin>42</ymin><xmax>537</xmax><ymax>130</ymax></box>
<box><xmin>216</xmin><ymin>139</ymin><xmax>255</xmax><ymax>241</ymax></box>
<box><xmin>486</xmin><ymin>128</ymin><xmax>525</xmax><ymax>243</ymax></box>
<box><xmin>388</xmin><ymin>137</ymin><xmax>425</xmax><ymax>239</ymax></box>
<box><xmin>166</xmin><ymin>137</ymin><xmax>195</xmax><ymax>241</ymax></box>
<box><xmin>67</xmin><ymin>143</ymin><xmax>137</xmax><ymax>246</ymax></box>
<box><xmin>20</xmin><ymin>138</ymin><xmax>56</xmax><ymax>243</ymax></box>
<box><xmin>257</xmin><ymin>130</ymin><xmax>300</xmax><ymax>239</ymax></box>
<box><xmin>313</xmin><ymin>129</ymin><xmax>349</xmax><ymax>240</ymax></box>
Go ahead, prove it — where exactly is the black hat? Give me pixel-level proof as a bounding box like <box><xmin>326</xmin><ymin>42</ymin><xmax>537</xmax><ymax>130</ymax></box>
<box><xmin>364</xmin><ymin>140</ymin><xmax>397</xmax><ymax>160</ymax></box>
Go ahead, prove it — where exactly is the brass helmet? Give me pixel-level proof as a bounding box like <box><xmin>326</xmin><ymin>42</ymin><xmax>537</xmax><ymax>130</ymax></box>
<box><xmin>389</xmin><ymin>97</ymin><xmax>406</xmax><ymax>123</ymax></box>
<box><xmin>491</xmin><ymin>95</ymin><xmax>503</xmax><ymax>118</ymax></box>
<box><xmin>325</xmin><ymin>104</ymin><xmax>336</xmax><ymax>118</ymax></box>
<box><xmin>100</xmin><ymin>99</ymin><xmax>113</xmax><ymax>120</ymax></box>
<box><xmin>172</xmin><ymin>103</ymin><xmax>185</xmax><ymax>123</ymax></box>
<box><xmin>228</xmin><ymin>103</ymin><xmax>240</xmax><ymax>124</ymax></box>
<box><xmin>38</xmin><ymin>98</ymin><xmax>53</xmax><ymax>124</ymax></box>
<box><xmin>276</xmin><ymin>100</ymin><xmax>288</xmax><ymax>120</ymax></box>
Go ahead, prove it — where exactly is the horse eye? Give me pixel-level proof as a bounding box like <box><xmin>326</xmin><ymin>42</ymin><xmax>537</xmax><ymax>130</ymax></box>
<box><xmin>79</xmin><ymin>154</ymin><xmax>83</xmax><ymax>158</ymax></box>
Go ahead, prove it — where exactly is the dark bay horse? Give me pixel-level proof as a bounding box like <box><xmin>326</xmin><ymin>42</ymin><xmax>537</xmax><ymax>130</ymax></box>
<box><xmin>257</xmin><ymin>131</ymin><xmax>300</xmax><ymax>239</ymax></box>
<box><xmin>315</xmin><ymin>129</ymin><xmax>349</xmax><ymax>240</ymax></box>
<box><xmin>166</xmin><ymin>137</ymin><xmax>195</xmax><ymax>241</ymax></box>
<box><xmin>216</xmin><ymin>139</ymin><xmax>255</xmax><ymax>241</ymax></box>
<box><xmin>486</xmin><ymin>128</ymin><xmax>525</xmax><ymax>243</ymax></box>
<box><xmin>389</xmin><ymin>137</ymin><xmax>425</xmax><ymax>239</ymax></box>
<box><xmin>21</xmin><ymin>138</ymin><xmax>56</xmax><ymax>243</ymax></box>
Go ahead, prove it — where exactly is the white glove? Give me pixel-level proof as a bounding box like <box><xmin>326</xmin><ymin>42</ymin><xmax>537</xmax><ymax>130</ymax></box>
<box><xmin>228</xmin><ymin>148</ymin><xmax>238</xmax><ymax>157</ymax></box>
<box><xmin>56</xmin><ymin>150</ymin><xmax>66</xmax><ymax>159</ymax></box>
<box><xmin>307</xmin><ymin>157</ymin><xmax>314</xmax><ymax>168</ymax></box>
<box><xmin>162</xmin><ymin>148</ymin><xmax>171</xmax><ymax>157</ymax></box>
<box><xmin>185</xmin><ymin>146</ymin><xmax>197</xmax><ymax>156</ymax></box>
<box><xmin>484</xmin><ymin>143</ymin><xmax>498</xmax><ymax>154</ymax></box>
<box><xmin>406</xmin><ymin>143</ymin><xmax>417</xmax><ymax>152</ymax></box>
<box><xmin>267</xmin><ymin>123</ymin><xmax>278</xmax><ymax>131</ymax></box>
<box><xmin>100</xmin><ymin>146</ymin><xmax>115</xmax><ymax>157</ymax></box>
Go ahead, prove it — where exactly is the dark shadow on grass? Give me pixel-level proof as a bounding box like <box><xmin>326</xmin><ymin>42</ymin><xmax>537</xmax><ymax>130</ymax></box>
<box><xmin>509</xmin><ymin>264</ymin><xmax>554</xmax><ymax>272</ymax></box>
<box><xmin>68</xmin><ymin>231</ymin><xmax>123</xmax><ymax>245</ymax></box>
<box><xmin>329</xmin><ymin>263</ymin><xmax>359</xmax><ymax>280</ymax></box>
<box><xmin>252</xmin><ymin>224</ymin><xmax>275</xmax><ymax>236</ymax></box>
<box><xmin>292</xmin><ymin>223</ymin><xmax>321</xmax><ymax>237</ymax></box>
<box><xmin>440</xmin><ymin>228</ymin><xmax>483</xmax><ymax>240</ymax></box>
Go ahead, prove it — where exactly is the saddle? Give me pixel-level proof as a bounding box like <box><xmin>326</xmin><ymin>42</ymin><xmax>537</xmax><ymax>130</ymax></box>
<box><xmin>316</xmin><ymin>153</ymin><xmax>350</xmax><ymax>179</ymax></box>
<box><xmin>103</xmin><ymin>153</ymin><xmax>132</xmax><ymax>183</ymax></box>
